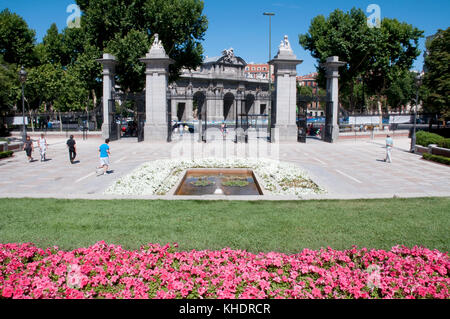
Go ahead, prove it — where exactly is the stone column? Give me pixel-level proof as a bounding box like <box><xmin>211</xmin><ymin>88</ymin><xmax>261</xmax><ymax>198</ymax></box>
<box><xmin>321</xmin><ymin>56</ymin><xmax>346</xmax><ymax>143</ymax></box>
<box><xmin>269</xmin><ymin>36</ymin><xmax>303</xmax><ymax>142</ymax></box>
<box><xmin>139</xmin><ymin>34</ymin><xmax>174</xmax><ymax>142</ymax></box>
<box><xmin>96</xmin><ymin>54</ymin><xmax>117</xmax><ymax>139</ymax></box>
<box><xmin>186</xmin><ymin>99</ymin><xmax>194</xmax><ymax>121</ymax></box>
<box><xmin>171</xmin><ymin>99</ymin><xmax>178</xmax><ymax>122</ymax></box>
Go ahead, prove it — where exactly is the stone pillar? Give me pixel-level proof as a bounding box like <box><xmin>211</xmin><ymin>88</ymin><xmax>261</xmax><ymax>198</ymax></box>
<box><xmin>96</xmin><ymin>54</ymin><xmax>117</xmax><ymax>139</ymax></box>
<box><xmin>139</xmin><ymin>34</ymin><xmax>174</xmax><ymax>142</ymax></box>
<box><xmin>269</xmin><ymin>36</ymin><xmax>303</xmax><ymax>142</ymax></box>
<box><xmin>186</xmin><ymin>99</ymin><xmax>194</xmax><ymax>121</ymax></box>
<box><xmin>321</xmin><ymin>56</ymin><xmax>346</xmax><ymax>143</ymax></box>
<box><xmin>171</xmin><ymin>99</ymin><xmax>178</xmax><ymax>122</ymax></box>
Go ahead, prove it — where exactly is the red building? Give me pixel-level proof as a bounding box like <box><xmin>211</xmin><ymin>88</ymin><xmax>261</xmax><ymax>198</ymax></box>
<box><xmin>244</xmin><ymin>63</ymin><xmax>274</xmax><ymax>81</ymax></box>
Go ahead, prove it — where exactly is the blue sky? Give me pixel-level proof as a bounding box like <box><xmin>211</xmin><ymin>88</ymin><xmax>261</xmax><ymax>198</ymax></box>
<box><xmin>1</xmin><ymin>0</ymin><xmax>449</xmax><ymax>75</ymax></box>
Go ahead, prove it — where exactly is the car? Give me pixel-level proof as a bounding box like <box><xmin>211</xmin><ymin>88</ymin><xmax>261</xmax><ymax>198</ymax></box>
<box><xmin>172</xmin><ymin>122</ymin><xmax>194</xmax><ymax>134</ymax></box>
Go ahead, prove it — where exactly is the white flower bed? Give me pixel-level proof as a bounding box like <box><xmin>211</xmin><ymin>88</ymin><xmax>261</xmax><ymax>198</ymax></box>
<box><xmin>104</xmin><ymin>158</ymin><xmax>324</xmax><ymax>197</ymax></box>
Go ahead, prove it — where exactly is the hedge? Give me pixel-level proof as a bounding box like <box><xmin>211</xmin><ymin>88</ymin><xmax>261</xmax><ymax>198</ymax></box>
<box><xmin>423</xmin><ymin>153</ymin><xmax>450</xmax><ymax>165</ymax></box>
<box><xmin>0</xmin><ymin>151</ymin><xmax>13</xmax><ymax>159</ymax></box>
<box><xmin>416</xmin><ymin>131</ymin><xmax>444</xmax><ymax>147</ymax></box>
<box><xmin>438</xmin><ymin>139</ymin><xmax>450</xmax><ymax>149</ymax></box>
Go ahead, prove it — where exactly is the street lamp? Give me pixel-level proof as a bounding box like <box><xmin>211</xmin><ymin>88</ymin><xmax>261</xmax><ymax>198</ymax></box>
<box><xmin>410</xmin><ymin>73</ymin><xmax>422</xmax><ymax>153</ymax></box>
<box><xmin>19</xmin><ymin>66</ymin><xmax>28</xmax><ymax>142</ymax></box>
<box><xmin>263</xmin><ymin>12</ymin><xmax>275</xmax><ymax>141</ymax></box>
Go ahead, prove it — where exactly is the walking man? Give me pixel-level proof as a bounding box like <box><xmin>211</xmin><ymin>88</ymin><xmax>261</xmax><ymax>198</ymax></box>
<box><xmin>97</xmin><ymin>138</ymin><xmax>111</xmax><ymax>176</ymax></box>
<box><xmin>385</xmin><ymin>135</ymin><xmax>394</xmax><ymax>163</ymax></box>
<box><xmin>66</xmin><ymin>135</ymin><xmax>77</xmax><ymax>164</ymax></box>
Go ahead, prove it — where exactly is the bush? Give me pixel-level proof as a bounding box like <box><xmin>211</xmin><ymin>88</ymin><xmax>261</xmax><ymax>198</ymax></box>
<box><xmin>416</xmin><ymin>131</ymin><xmax>444</xmax><ymax>147</ymax></box>
<box><xmin>0</xmin><ymin>151</ymin><xmax>13</xmax><ymax>159</ymax></box>
<box><xmin>437</xmin><ymin>139</ymin><xmax>450</xmax><ymax>149</ymax></box>
<box><xmin>423</xmin><ymin>153</ymin><xmax>450</xmax><ymax>165</ymax></box>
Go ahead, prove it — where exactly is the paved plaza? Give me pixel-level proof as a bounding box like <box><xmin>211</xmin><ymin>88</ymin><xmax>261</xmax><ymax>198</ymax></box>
<box><xmin>0</xmin><ymin>135</ymin><xmax>449</xmax><ymax>200</ymax></box>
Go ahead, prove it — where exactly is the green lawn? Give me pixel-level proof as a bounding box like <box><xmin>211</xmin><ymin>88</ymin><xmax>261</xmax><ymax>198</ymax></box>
<box><xmin>0</xmin><ymin>198</ymin><xmax>449</xmax><ymax>253</ymax></box>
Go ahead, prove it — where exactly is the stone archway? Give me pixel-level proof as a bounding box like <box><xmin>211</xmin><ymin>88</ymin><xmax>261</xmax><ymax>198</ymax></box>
<box><xmin>193</xmin><ymin>91</ymin><xmax>206</xmax><ymax>120</ymax></box>
<box><xmin>223</xmin><ymin>92</ymin><xmax>235</xmax><ymax>122</ymax></box>
<box><xmin>245</xmin><ymin>94</ymin><xmax>256</xmax><ymax>115</ymax></box>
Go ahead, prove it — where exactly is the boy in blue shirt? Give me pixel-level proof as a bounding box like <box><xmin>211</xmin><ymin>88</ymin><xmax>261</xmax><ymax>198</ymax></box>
<box><xmin>97</xmin><ymin>139</ymin><xmax>111</xmax><ymax>176</ymax></box>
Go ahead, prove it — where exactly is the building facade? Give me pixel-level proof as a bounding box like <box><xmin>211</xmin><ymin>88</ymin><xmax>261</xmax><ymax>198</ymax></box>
<box><xmin>297</xmin><ymin>72</ymin><xmax>324</xmax><ymax>117</ymax></box>
<box><xmin>169</xmin><ymin>48</ymin><xmax>271</xmax><ymax>123</ymax></box>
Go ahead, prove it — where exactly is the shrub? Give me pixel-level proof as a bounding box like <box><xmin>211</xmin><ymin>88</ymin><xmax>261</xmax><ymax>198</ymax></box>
<box><xmin>423</xmin><ymin>153</ymin><xmax>450</xmax><ymax>165</ymax></box>
<box><xmin>0</xmin><ymin>151</ymin><xmax>13</xmax><ymax>159</ymax></box>
<box><xmin>437</xmin><ymin>139</ymin><xmax>450</xmax><ymax>149</ymax></box>
<box><xmin>416</xmin><ymin>131</ymin><xmax>444</xmax><ymax>147</ymax></box>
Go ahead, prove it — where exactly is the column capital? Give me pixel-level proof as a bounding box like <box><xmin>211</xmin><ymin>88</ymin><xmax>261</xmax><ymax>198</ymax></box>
<box><xmin>96</xmin><ymin>53</ymin><xmax>118</xmax><ymax>74</ymax></box>
<box><xmin>321</xmin><ymin>56</ymin><xmax>346</xmax><ymax>78</ymax></box>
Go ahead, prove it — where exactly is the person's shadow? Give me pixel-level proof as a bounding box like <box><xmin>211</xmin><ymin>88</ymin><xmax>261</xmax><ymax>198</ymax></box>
<box><xmin>106</xmin><ymin>170</ymin><xmax>115</xmax><ymax>174</ymax></box>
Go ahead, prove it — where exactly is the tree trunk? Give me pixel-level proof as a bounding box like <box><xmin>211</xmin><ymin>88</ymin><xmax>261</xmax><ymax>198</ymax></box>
<box><xmin>59</xmin><ymin>111</ymin><xmax>63</xmax><ymax>132</ymax></box>
<box><xmin>377</xmin><ymin>97</ymin><xmax>383</xmax><ymax>131</ymax></box>
<box><xmin>29</xmin><ymin>110</ymin><xmax>34</xmax><ymax>132</ymax></box>
<box><xmin>92</xmin><ymin>89</ymin><xmax>98</xmax><ymax>131</ymax></box>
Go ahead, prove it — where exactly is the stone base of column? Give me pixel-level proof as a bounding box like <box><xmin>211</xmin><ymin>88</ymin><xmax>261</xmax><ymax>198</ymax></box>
<box><xmin>324</xmin><ymin>124</ymin><xmax>340</xmax><ymax>143</ymax></box>
<box><xmin>272</xmin><ymin>125</ymin><xmax>298</xmax><ymax>143</ymax></box>
<box><xmin>101</xmin><ymin>124</ymin><xmax>110</xmax><ymax>140</ymax></box>
<box><xmin>144</xmin><ymin>124</ymin><xmax>169</xmax><ymax>142</ymax></box>
<box><xmin>209</xmin><ymin>116</ymin><xmax>225</xmax><ymax>123</ymax></box>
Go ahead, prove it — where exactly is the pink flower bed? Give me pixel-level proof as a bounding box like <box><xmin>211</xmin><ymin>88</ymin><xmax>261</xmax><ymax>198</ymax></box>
<box><xmin>0</xmin><ymin>241</ymin><xmax>448</xmax><ymax>299</ymax></box>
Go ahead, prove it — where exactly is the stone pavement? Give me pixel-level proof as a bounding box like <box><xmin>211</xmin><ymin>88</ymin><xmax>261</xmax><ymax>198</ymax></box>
<box><xmin>0</xmin><ymin>135</ymin><xmax>449</xmax><ymax>200</ymax></box>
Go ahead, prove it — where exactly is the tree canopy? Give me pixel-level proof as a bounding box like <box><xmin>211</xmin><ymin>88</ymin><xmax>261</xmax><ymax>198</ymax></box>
<box><xmin>422</xmin><ymin>28</ymin><xmax>450</xmax><ymax>118</ymax></box>
<box><xmin>0</xmin><ymin>1</ymin><xmax>208</xmax><ymax>114</ymax></box>
<box><xmin>0</xmin><ymin>9</ymin><xmax>36</xmax><ymax>67</ymax></box>
<box><xmin>299</xmin><ymin>8</ymin><xmax>423</xmax><ymax>112</ymax></box>
<box><xmin>76</xmin><ymin>0</ymin><xmax>208</xmax><ymax>89</ymax></box>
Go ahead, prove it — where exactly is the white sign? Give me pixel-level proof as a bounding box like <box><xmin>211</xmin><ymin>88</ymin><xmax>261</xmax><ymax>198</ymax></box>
<box><xmin>10</xmin><ymin>116</ymin><xmax>29</xmax><ymax>125</ymax></box>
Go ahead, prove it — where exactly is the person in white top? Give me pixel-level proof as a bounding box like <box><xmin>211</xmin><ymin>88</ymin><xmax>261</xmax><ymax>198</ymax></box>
<box><xmin>38</xmin><ymin>133</ymin><xmax>48</xmax><ymax>162</ymax></box>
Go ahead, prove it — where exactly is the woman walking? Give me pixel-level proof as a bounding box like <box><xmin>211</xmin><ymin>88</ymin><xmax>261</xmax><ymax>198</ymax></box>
<box><xmin>38</xmin><ymin>134</ymin><xmax>48</xmax><ymax>162</ymax></box>
<box><xmin>23</xmin><ymin>136</ymin><xmax>34</xmax><ymax>162</ymax></box>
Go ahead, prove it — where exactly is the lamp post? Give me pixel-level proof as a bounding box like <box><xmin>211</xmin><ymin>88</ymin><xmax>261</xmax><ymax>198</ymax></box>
<box><xmin>410</xmin><ymin>73</ymin><xmax>422</xmax><ymax>153</ymax></box>
<box><xmin>19</xmin><ymin>66</ymin><xmax>28</xmax><ymax>142</ymax></box>
<box><xmin>263</xmin><ymin>12</ymin><xmax>274</xmax><ymax>141</ymax></box>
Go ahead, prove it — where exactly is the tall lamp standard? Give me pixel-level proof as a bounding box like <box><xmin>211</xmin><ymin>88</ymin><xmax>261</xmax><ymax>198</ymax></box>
<box><xmin>263</xmin><ymin>12</ymin><xmax>275</xmax><ymax>140</ymax></box>
<box><xmin>19</xmin><ymin>66</ymin><xmax>28</xmax><ymax>142</ymax></box>
<box><xmin>410</xmin><ymin>73</ymin><xmax>422</xmax><ymax>153</ymax></box>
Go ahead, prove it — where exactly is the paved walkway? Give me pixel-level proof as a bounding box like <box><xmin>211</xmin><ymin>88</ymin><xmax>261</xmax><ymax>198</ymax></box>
<box><xmin>0</xmin><ymin>135</ymin><xmax>449</xmax><ymax>200</ymax></box>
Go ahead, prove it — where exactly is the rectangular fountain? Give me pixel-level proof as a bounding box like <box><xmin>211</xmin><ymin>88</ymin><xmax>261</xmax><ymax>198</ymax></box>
<box><xmin>174</xmin><ymin>169</ymin><xmax>263</xmax><ymax>196</ymax></box>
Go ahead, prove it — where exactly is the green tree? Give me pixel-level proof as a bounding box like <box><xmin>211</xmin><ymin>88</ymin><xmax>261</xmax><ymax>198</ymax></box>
<box><xmin>422</xmin><ymin>28</ymin><xmax>450</xmax><ymax>119</ymax></box>
<box><xmin>364</xmin><ymin>18</ymin><xmax>423</xmax><ymax>117</ymax></box>
<box><xmin>299</xmin><ymin>8</ymin><xmax>374</xmax><ymax>111</ymax></box>
<box><xmin>106</xmin><ymin>30</ymin><xmax>150</xmax><ymax>92</ymax></box>
<box><xmin>385</xmin><ymin>70</ymin><xmax>416</xmax><ymax>111</ymax></box>
<box><xmin>0</xmin><ymin>55</ymin><xmax>20</xmax><ymax>113</ymax></box>
<box><xmin>26</xmin><ymin>63</ymin><xmax>64</xmax><ymax>111</ymax></box>
<box><xmin>40</xmin><ymin>24</ymin><xmax>68</xmax><ymax>66</ymax></box>
<box><xmin>299</xmin><ymin>8</ymin><xmax>423</xmax><ymax>116</ymax></box>
<box><xmin>0</xmin><ymin>9</ymin><xmax>36</xmax><ymax>67</ymax></box>
<box><xmin>76</xmin><ymin>0</ymin><xmax>208</xmax><ymax>90</ymax></box>
<box><xmin>54</xmin><ymin>66</ymin><xmax>90</xmax><ymax>112</ymax></box>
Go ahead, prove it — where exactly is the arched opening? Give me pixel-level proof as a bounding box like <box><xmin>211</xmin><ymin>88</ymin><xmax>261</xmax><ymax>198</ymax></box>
<box><xmin>245</xmin><ymin>94</ymin><xmax>255</xmax><ymax>115</ymax></box>
<box><xmin>223</xmin><ymin>92</ymin><xmax>235</xmax><ymax>122</ymax></box>
<box><xmin>193</xmin><ymin>91</ymin><xmax>206</xmax><ymax>120</ymax></box>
